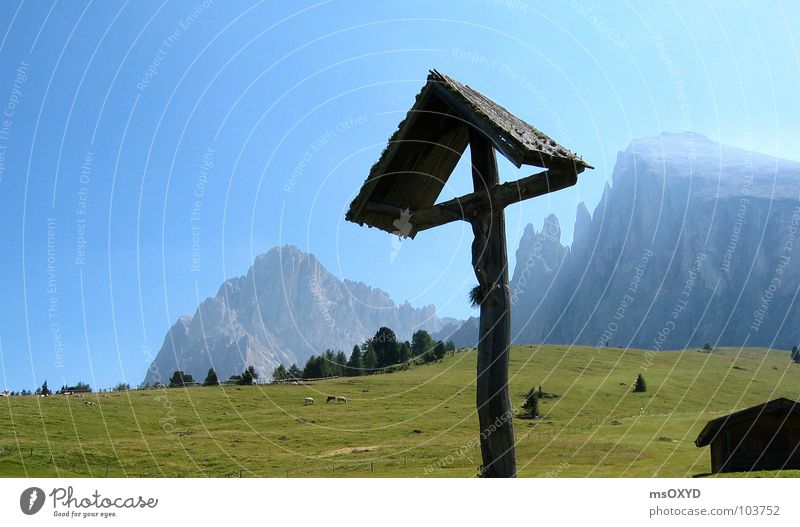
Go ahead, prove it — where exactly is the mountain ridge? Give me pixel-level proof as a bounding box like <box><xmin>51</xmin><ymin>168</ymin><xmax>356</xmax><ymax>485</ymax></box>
<box><xmin>509</xmin><ymin>131</ymin><xmax>800</xmax><ymax>350</ymax></box>
<box><xmin>143</xmin><ymin>245</ymin><xmax>455</xmax><ymax>385</ymax></box>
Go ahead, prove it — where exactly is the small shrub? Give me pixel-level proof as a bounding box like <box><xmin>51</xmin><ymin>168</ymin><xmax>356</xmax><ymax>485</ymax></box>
<box><xmin>522</xmin><ymin>389</ymin><xmax>540</xmax><ymax>418</ymax></box>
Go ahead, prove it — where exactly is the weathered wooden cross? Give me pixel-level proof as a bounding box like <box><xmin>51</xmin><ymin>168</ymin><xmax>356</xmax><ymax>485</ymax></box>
<box><xmin>346</xmin><ymin>70</ymin><xmax>590</xmax><ymax>477</ymax></box>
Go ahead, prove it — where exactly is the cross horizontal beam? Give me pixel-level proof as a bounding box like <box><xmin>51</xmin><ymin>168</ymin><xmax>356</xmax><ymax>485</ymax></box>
<box><xmin>363</xmin><ymin>166</ymin><xmax>583</xmax><ymax>235</ymax></box>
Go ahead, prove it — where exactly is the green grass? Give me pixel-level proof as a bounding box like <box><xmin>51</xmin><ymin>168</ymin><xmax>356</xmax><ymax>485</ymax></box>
<box><xmin>2</xmin><ymin>345</ymin><xmax>800</xmax><ymax>478</ymax></box>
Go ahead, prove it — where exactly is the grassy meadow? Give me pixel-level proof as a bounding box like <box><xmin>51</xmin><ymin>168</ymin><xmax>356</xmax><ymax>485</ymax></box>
<box><xmin>2</xmin><ymin>344</ymin><xmax>800</xmax><ymax>478</ymax></box>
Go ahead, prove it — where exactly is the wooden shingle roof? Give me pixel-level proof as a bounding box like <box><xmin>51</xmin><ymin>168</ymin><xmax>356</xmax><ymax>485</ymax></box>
<box><xmin>346</xmin><ymin>70</ymin><xmax>589</xmax><ymax>236</ymax></box>
<box><xmin>431</xmin><ymin>70</ymin><xmax>586</xmax><ymax>168</ymax></box>
<box><xmin>695</xmin><ymin>398</ymin><xmax>800</xmax><ymax>447</ymax></box>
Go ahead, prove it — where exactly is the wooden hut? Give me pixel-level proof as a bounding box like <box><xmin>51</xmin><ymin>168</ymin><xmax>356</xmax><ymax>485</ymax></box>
<box><xmin>695</xmin><ymin>398</ymin><xmax>800</xmax><ymax>473</ymax></box>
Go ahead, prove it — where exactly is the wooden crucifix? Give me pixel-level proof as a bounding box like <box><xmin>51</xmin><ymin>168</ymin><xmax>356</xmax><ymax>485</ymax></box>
<box><xmin>346</xmin><ymin>70</ymin><xmax>591</xmax><ymax>477</ymax></box>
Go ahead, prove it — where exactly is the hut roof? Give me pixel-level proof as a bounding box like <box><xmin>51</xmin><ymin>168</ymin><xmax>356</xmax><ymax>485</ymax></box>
<box><xmin>695</xmin><ymin>397</ymin><xmax>800</xmax><ymax>447</ymax></box>
<box><xmin>346</xmin><ymin>70</ymin><xmax>590</xmax><ymax>235</ymax></box>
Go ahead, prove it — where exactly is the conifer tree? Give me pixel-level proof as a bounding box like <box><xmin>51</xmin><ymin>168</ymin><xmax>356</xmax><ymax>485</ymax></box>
<box><xmin>633</xmin><ymin>373</ymin><xmax>647</xmax><ymax>393</ymax></box>
<box><xmin>204</xmin><ymin>368</ymin><xmax>219</xmax><ymax>386</ymax></box>
<box><xmin>347</xmin><ymin>345</ymin><xmax>363</xmax><ymax>376</ymax></box>
<box><xmin>287</xmin><ymin>364</ymin><xmax>302</xmax><ymax>379</ymax></box>
<box><xmin>364</xmin><ymin>344</ymin><xmax>378</xmax><ymax>372</ymax></box>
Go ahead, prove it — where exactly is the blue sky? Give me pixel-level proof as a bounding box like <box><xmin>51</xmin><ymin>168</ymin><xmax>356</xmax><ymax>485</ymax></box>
<box><xmin>0</xmin><ymin>0</ymin><xmax>798</xmax><ymax>391</ymax></box>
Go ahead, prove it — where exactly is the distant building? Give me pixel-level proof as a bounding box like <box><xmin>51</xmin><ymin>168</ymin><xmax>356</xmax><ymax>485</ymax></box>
<box><xmin>695</xmin><ymin>398</ymin><xmax>800</xmax><ymax>473</ymax></box>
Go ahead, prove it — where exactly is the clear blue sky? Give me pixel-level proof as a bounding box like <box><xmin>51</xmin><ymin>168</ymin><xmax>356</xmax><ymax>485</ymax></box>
<box><xmin>0</xmin><ymin>0</ymin><xmax>798</xmax><ymax>391</ymax></box>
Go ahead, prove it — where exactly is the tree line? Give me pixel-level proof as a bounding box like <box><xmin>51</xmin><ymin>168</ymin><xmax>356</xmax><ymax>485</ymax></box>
<box><xmin>273</xmin><ymin>327</ymin><xmax>456</xmax><ymax>381</ymax></box>
<box><xmin>6</xmin><ymin>340</ymin><xmax>798</xmax><ymax>396</ymax></box>
<box><xmin>2</xmin><ymin>328</ymin><xmax>457</xmax><ymax>395</ymax></box>
<box><xmin>145</xmin><ymin>365</ymin><xmax>260</xmax><ymax>388</ymax></box>
<box><xmin>2</xmin><ymin>379</ymin><xmax>128</xmax><ymax>396</ymax></box>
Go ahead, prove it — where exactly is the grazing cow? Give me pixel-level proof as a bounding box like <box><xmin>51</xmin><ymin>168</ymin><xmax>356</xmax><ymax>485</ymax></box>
<box><xmin>336</xmin><ymin>396</ymin><xmax>347</xmax><ymax>404</ymax></box>
<box><xmin>304</xmin><ymin>397</ymin><xmax>315</xmax><ymax>405</ymax></box>
<box><xmin>326</xmin><ymin>395</ymin><xmax>336</xmax><ymax>403</ymax></box>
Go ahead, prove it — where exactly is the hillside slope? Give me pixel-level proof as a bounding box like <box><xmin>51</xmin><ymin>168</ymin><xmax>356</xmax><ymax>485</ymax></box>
<box><xmin>4</xmin><ymin>344</ymin><xmax>800</xmax><ymax>477</ymax></box>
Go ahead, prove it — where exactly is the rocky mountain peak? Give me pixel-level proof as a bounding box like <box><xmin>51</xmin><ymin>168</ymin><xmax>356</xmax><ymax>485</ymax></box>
<box><xmin>143</xmin><ymin>246</ymin><xmax>455</xmax><ymax>385</ymax></box>
<box><xmin>510</xmin><ymin>133</ymin><xmax>800</xmax><ymax>350</ymax></box>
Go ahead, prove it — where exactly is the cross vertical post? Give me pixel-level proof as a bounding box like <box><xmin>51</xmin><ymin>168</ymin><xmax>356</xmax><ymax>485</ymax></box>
<box><xmin>468</xmin><ymin>128</ymin><xmax>516</xmax><ymax>477</ymax></box>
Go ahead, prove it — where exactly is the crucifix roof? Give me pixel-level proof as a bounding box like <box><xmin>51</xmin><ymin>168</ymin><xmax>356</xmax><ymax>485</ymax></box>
<box><xmin>346</xmin><ymin>69</ymin><xmax>590</xmax><ymax>236</ymax></box>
